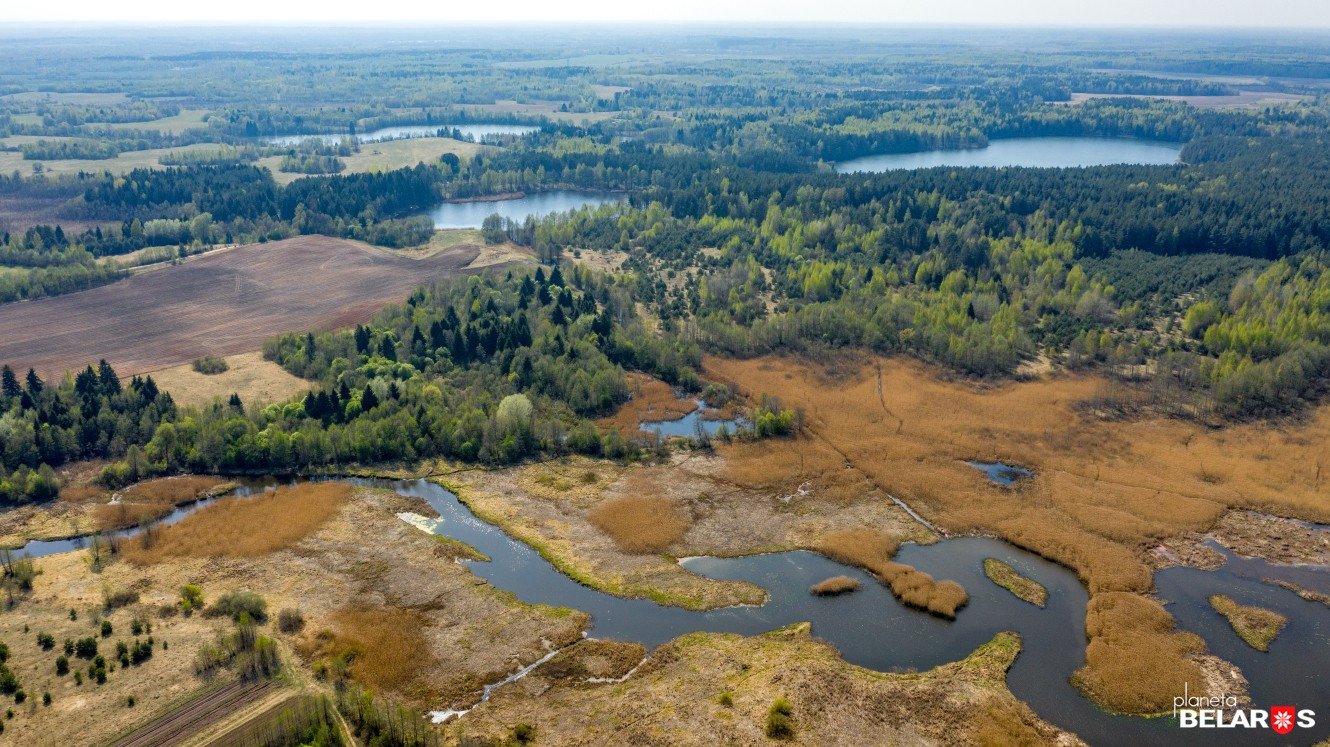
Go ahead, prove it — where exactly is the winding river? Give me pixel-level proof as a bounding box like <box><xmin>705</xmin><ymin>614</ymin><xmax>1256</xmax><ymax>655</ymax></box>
<box><xmin>11</xmin><ymin>478</ymin><xmax>1330</xmax><ymax>745</ymax></box>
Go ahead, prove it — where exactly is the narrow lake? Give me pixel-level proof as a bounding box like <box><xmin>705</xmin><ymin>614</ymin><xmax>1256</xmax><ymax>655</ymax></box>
<box><xmin>835</xmin><ymin>137</ymin><xmax>1182</xmax><ymax>171</ymax></box>
<box><xmin>428</xmin><ymin>191</ymin><xmax>621</xmax><ymax>229</ymax></box>
<box><xmin>9</xmin><ymin>478</ymin><xmax>1329</xmax><ymax>746</ymax></box>
<box><xmin>265</xmin><ymin>123</ymin><xmax>539</xmax><ymax>146</ymax></box>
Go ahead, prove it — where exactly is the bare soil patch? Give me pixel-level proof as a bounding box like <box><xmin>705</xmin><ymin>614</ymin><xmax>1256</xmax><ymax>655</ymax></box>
<box><xmin>0</xmin><ymin>235</ymin><xmax>486</xmax><ymax>378</ymax></box>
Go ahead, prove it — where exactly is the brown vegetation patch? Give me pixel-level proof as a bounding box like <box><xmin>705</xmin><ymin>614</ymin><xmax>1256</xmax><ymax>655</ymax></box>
<box><xmin>599</xmin><ymin>372</ymin><xmax>697</xmax><ymax>434</ymax></box>
<box><xmin>95</xmin><ymin>475</ymin><xmax>230</xmax><ymax>531</ymax></box>
<box><xmin>809</xmin><ymin>575</ymin><xmax>861</xmax><ymax>596</ymax></box>
<box><xmin>1213</xmin><ymin>510</ymin><xmax>1330</xmax><ymax>566</ymax></box>
<box><xmin>312</xmin><ymin>606</ymin><xmax>435</xmax><ymax>695</ymax></box>
<box><xmin>818</xmin><ymin>529</ymin><xmax>967</xmax><ymax>618</ymax></box>
<box><xmin>1073</xmin><ymin>592</ymin><xmax>1207</xmax><ymax>714</ymax></box>
<box><xmin>720</xmin><ymin>435</ymin><xmax>885</xmax><ymax>506</ymax></box>
<box><xmin>1209</xmin><ymin>594</ymin><xmax>1288</xmax><ymax>652</ymax></box>
<box><xmin>148</xmin><ymin>352</ymin><xmax>310</xmax><ymax>409</ymax></box>
<box><xmin>537</xmin><ymin>639</ymin><xmax>647</xmax><ymax>683</ymax></box>
<box><xmin>123</xmin><ymin>482</ymin><xmax>350</xmax><ymax>564</ymax></box>
<box><xmin>588</xmin><ymin>495</ymin><xmax>690</xmax><ymax>554</ymax></box>
<box><xmin>0</xmin><ymin>235</ymin><xmax>487</xmax><ymax>378</ymax></box>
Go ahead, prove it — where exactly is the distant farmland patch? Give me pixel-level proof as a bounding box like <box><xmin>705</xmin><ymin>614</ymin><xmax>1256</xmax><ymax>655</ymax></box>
<box><xmin>0</xmin><ymin>235</ymin><xmax>488</xmax><ymax>378</ymax></box>
<box><xmin>258</xmin><ymin>137</ymin><xmax>490</xmax><ymax>186</ymax></box>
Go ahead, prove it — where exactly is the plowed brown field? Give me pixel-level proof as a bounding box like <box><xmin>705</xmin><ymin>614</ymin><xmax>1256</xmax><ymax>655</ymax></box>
<box><xmin>0</xmin><ymin>235</ymin><xmax>486</xmax><ymax>377</ymax></box>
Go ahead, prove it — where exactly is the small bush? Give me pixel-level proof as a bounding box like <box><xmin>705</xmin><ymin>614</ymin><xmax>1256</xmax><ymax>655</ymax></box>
<box><xmin>180</xmin><ymin>584</ymin><xmax>204</xmax><ymax>615</ymax></box>
<box><xmin>101</xmin><ymin>620</ymin><xmax>113</xmax><ymax>637</ymax></box>
<box><xmin>717</xmin><ymin>691</ymin><xmax>734</xmax><ymax>707</ymax></box>
<box><xmin>36</xmin><ymin>633</ymin><xmax>54</xmax><ymax>650</ymax></box>
<box><xmin>74</xmin><ymin>637</ymin><xmax>98</xmax><ymax>658</ymax></box>
<box><xmin>55</xmin><ymin>656</ymin><xmax>68</xmax><ymax>676</ymax></box>
<box><xmin>191</xmin><ymin>356</ymin><xmax>229</xmax><ymax>375</ymax></box>
<box><xmin>277</xmin><ymin>608</ymin><xmax>305</xmax><ymax>634</ymax></box>
<box><xmin>511</xmin><ymin>723</ymin><xmax>536</xmax><ymax>744</ymax></box>
<box><xmin>765</xmin><ymin>697</ymin><xmax>794</xmax><ymax>739</ymax></box>
<box><xmin>205</xmin><ymin>590</ymin><xmax>267</xmax><ymax>622</ymax></box>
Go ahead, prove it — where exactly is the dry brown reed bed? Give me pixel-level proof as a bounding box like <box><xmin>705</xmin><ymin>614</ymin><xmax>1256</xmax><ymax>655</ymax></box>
<box><xmin>720</xmin><ymin>435</ymin><xmax>884</xmax><ymax>506</ymax></box>
<box><xmin>817</xmin><ymin>529</ymin><xmax>968</xmax><ymax>617</ymax></box>
<box><xmin>705</xmin><ymin>353</ymin><xmax>1330</xmax><ymax>712</ymax></box>
<box><xmin>1073</xmin><ymin>593</ymin><xmax>1207</xmax><ymax>714</ymax></box>
<box><xmin>598</xmin><ymin>372</ymin><xmax>698</xmax><ymax>434</ymax></box>
<box><xmin>588</xmin><ymin>495</ymin><xmax>690</xmax><ymax>554</ymax></box>
<box><xmin>317</xmin><ymin>606</ymin><xmax>435</xmax><ymax>695</ymax></box>
<box><xmin>95</xmin><ymin>475</ymin><xmax>229</xmax><ymax>531</ymax></box>
<box><xmin>809</xmin><ymin>576</ymin><xmax>861</xmax><ymax>596</ymax></box>
<box><xmin>123</xmin><ymin>482</ymin><xmax>351</xmax><ymax>564</ymax></box>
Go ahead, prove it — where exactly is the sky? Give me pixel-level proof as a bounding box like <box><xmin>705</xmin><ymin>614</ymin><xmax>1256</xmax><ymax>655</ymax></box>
<box><xmin>4</xmin><ymin>0</ymin><xmax>1330</xmax><ymax>26</ymax></box>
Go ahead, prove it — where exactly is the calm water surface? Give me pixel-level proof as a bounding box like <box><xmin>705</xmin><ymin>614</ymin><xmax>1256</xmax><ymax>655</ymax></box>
<box><xmin>639</xmin><ymin>401</ymin><xmax>748</xmax><ymax>438</ymax></box>
<box><xmin>428</xmin><ymin>191</ymin><xmax>621</xmax><ymax>229</ymax></box>
<box><xmin>836</xmin><ymin>137</ymin><xmax>1182</xmax><ymax>171</ymax></box>
<box><xmin>265</xmin><ymin>123</ymin><xmax>539</xmax><ymax>146</ymax></box>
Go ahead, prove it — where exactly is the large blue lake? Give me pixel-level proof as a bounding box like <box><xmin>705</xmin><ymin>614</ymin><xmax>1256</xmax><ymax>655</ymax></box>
<box><xmin>835</xmin><ymin>137</ymin><xmax>1182</xmax><ymax>171</ymax></box>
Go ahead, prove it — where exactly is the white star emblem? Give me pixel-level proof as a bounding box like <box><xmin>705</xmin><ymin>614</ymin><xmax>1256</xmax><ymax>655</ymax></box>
<box><xmin>1273</xmin><ymin>711</ymin><xmax>1294</xmax><ymax>730</ymax></box>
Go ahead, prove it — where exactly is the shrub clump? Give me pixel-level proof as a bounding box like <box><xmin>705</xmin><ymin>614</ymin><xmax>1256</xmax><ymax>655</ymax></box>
<box><xmin>278</xmin><ymin>608</ymin><xmax>306</xmax><ymax>634</ymax></box>
<box><xmin>205</xmin><ymin>590</ymin><xmax>268</xmax><ymax>622</ymax></box>
<box><xmin>191</xmin><ymin>356</ymin><xmax>229</xmax><ymax>375</ymax></box>
<box><xmin>765</xmin><ymin>697</ymin><xmax>794</xmax><ymax>739</ymax></box>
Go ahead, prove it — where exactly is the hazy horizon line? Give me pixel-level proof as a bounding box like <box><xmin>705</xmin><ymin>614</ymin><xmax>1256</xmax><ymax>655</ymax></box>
<box><xmin>1</xmin><ymin>20</ymin><xmax>1329</xmax><ymax>31</ymax></box>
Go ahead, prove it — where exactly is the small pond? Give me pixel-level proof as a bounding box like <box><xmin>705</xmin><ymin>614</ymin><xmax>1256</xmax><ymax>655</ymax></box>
<box><xmin>967</xmin><ymin>460</ymin><xmax>1034</xmax><ymax>486</ymax></box>
<box><xmin>427</xmin><ymin>190</ymin><xmax>621</xmax><ymax>229</ymax></box>
<box><xmin>835</xmin><ymin>137</ymin><xmax>1182</xmax><ymax>172</ymax></box>
<box><xmin>639</xmin><ymin>401</ymin><xmax>748</xmax><ymax>438</ymax></box>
